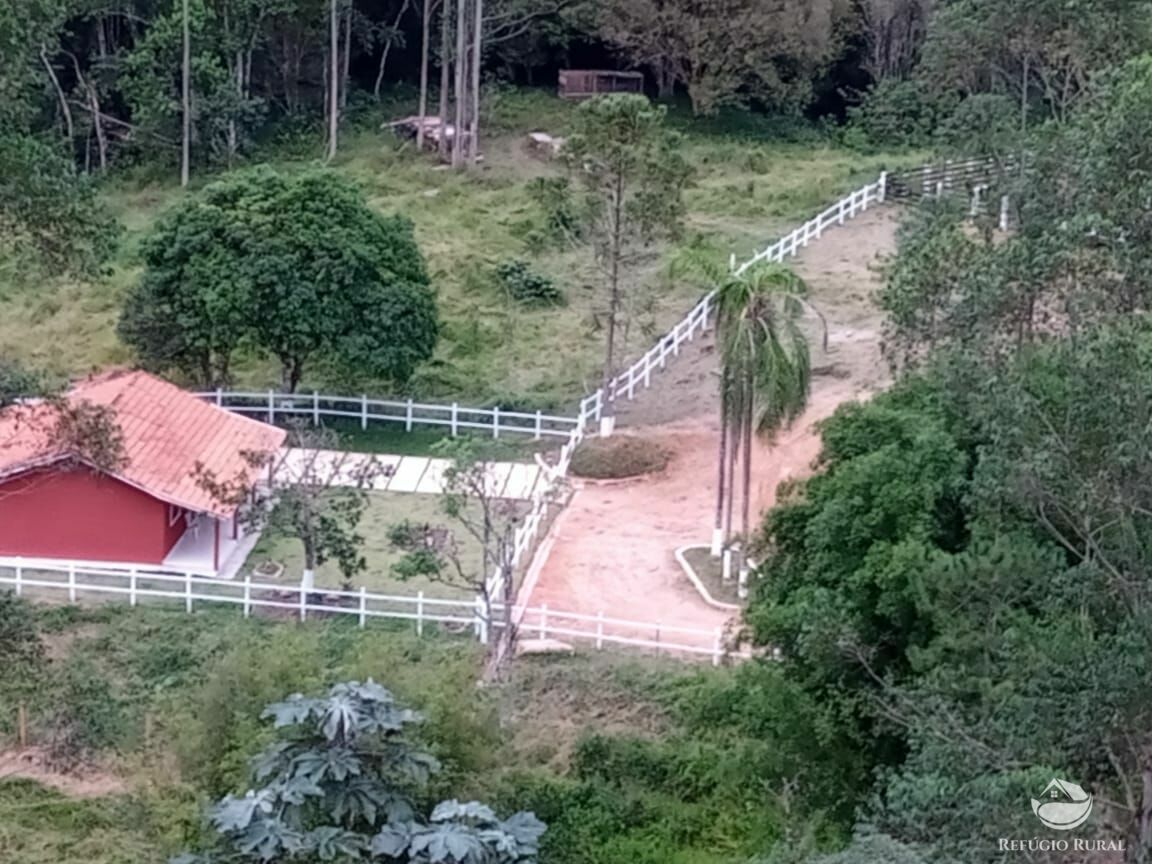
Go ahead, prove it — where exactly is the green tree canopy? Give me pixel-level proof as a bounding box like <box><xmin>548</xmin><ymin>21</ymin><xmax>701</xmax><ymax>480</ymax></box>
<box><xmin>119</xmin><ymin>166</ymin><xmax>439</xmax><ymax>390</ymax></box>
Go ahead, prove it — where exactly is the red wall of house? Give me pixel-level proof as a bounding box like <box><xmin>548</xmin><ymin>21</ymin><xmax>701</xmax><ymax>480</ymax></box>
<box><xmin>0</xmin><ymin>466</ymin><xmax>186</xmax><ymax>564</ymax></box>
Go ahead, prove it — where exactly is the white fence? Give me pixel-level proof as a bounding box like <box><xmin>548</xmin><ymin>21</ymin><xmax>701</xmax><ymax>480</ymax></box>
<box><xmin>579</xmin><ymin>173</ymin><xmax>890</xmax><ymax>423</ymax></box>
<box><xmin>0</xmin><ymin>561</ymin><xmax>726</xmax><ymax>663</ymax></box>
<box><xmin>199</xmin><ymin>390</ymin><xmax>582</xmax><ymax>441</ymax></box>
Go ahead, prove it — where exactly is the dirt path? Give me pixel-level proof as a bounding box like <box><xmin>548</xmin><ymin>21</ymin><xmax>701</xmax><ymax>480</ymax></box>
<box><xmin>524</xmin><ymin>205</ymin><xmax>901</xmax><ymax>639</ymax></box>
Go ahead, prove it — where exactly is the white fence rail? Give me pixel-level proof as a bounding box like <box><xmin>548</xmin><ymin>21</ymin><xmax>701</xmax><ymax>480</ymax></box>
<box><xmin>198</xmin><ymin>390</ymin><xmax>582</xmax><ymax>441</ymax></box>
<box><xmin>0</xmin><ymin>561</ymin><xmax>725</xmax><ymax>663</ymax></box>
<box><xmin>579</xmin><ymin>173</ymin><xmax>889</xmax><ymax>423</ymax></box>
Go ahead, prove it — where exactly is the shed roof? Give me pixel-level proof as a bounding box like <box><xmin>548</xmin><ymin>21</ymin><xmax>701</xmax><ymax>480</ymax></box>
<box><xmin>0</xmin><ymin>370</ymin><xmax>286</xmax><ymax>517</ymax></box>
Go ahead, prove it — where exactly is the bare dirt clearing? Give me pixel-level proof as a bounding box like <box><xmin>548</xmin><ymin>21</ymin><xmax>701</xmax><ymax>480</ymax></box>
<box><xmin>0</xmin><ymin>748</ymin><xmax>126</xmax><ymax>797</ymax></box>
<box><xmin>525</xmin><ymin>206</ymin><xmax>900</xmax><ymax>633</ymax></box>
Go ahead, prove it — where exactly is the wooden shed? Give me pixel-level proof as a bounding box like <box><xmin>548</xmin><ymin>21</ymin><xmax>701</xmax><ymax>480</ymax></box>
<box><xmin>558</xmin><ymin>70</ymin><xmax>644</xmax><ymax>101</ymax></box>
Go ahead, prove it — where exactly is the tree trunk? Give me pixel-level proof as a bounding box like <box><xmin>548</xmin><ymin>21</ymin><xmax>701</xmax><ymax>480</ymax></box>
<box><xmin>712</xmin><ymin>369</ymin><xmax>729</xmax><ymax>556</ymax></box>
<box><xmin>438</xmin><ymin>0</ymin><xmax>452</xmax><ymax>159</ymax></box>
<box><xmin>180</xmin><ymin>0</ymin><xmax>191</xmax><ymax>186</ymax></box>
<box><xmin>724</xmin><ymin>385</ymin><xmax>737</xmax><ymax>543</ymax></box>
<box><xmin>327</xmin><ymin>0</ymin><xmax>339</xmax><ymax>160</ymax></box>
<box><xmin>599</xmin><ymin>172</ymin><xmax>625</xmax><ymax>436</ymax></box>
<box><xmin>738</xmin><ymin>378</ymin><xmax>754</xmax><ymax>590</ymax></box>
<box><xmin>39</xmin><ymin>47</ymin><xmax>74</xmax><ymax>145</ymax></box>
<box><xmin>467</xmin><ymin>0</ymin><xmax>482</xmax><ymax>164</ymax></box>
<box><xmin>340</xmin><ymin>2</ymin><xmax>352</xmax><ymax>111</ymax></box>
<box><xmin>416</xmin><ymin>0</ymin><xmax>432</xmax><ymax>146</ymax></box>
<box><xmin>451</xmin><ymin>0</ymin><xmax>467</xmax><ymax>167</ymax></box>
<box><xmin>375</xmin><ymin>0</ymin><xmax>413</xmax><ymax>100</ymax></box>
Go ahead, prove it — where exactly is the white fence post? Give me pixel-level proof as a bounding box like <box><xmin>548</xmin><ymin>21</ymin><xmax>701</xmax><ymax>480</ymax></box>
<box><xmin>243</xmin><ymin>576</ymin><xmax>252</xmax><ymax>617</ymax></box>
<box><xmin>185</xmin><ymin>572</ymin><xmax>193</xmax><ymax>612</ymax></box>
<box><xmin>215</xmin><ymin>387</ymin><xmax>223</xmax><ymax>407</ymax></box>
<box><xmin>312</xmin><ymin>391</ymin><xmax>320</xmax><ymax>425</ymax></box>
<box><xmin>416</xmin><ymin>590</ymin><xmax>425</xmax><ymax>636</ymax></box>
<box><xmin>712</xmin><ymin>628</ymin><xmax>724</xmax><ymax>666</ymax></box>
<box><xmin>451</xmin><ymin>402</ymin><xmax>459</xmax><ymax>436</ymax></box>
<box><xmin>534</xmin><ymin>410</ymin><xmax>543</xmax><ymax>440</ymax></box>
<box><xmin>361</xmin><ymin>395</ymin><xmax>369</xmax><ymax>430</ymax></box>
<box><xmin>474</xmin><ymin>596</ymin><xmax>489</xmax><ymax>644</ymax></box>
<box><xmin>878</xmin><ymin>171</ymin><xmax>888</xmax><ymax>203</ymax></box>
<box><xmin>359</xmin><ymin>587</ymin><xmax>367</xmax><ymax>627</ymax></box>
<box><xmin>68</xmin><ymin>563</ymin><xmax>76</xmax><ymax>603</ymax></box>
<box><xmin>493</xmin><ymin>406</ymin><xmax>500</xmax><ymax>439</ymax></box>
<box><xmin>405</xmin><ymin>398</ymin><xmax>414</xmax><ymax>432</ymax></box>
<box><xmin>299</xmin><ymin>582</ymin><xmax>307</xmax><ymax>621</ymax></box>
<box><xmin>129</xmin><ymin>568</ymin><xmax>138</xmax><ymax>607</ymax></box>
<box><xmin>1000</xmin><ymin>195</ymin><xmax>1011</xmax><ymax>231</ymax></box>
<box><xmin>14</xmin><ymin>563</ymin><xmax>21</xmax><ymax>597</ymax></box>
<box><xmin>267</xmin><ymin>389</ymin><xmax>275</xmax><ymax>424</ymax></box>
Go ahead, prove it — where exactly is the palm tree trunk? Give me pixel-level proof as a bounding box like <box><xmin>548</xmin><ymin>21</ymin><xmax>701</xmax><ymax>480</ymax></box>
<box><xmin>712</xmin><ymin>370</ymin><xmax>729</xmax><ymax>557</ymax></box>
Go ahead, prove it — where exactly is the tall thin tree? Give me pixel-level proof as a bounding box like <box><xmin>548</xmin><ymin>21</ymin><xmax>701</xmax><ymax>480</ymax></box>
<box><xmin>180</xmin><ymin>0</ymin><xmax>191</xmax><ymax>186</ymax></box>
<box><xmin>416</xmin><ymin>0</ymin><xmax>433</xmax><ymax>148</ymax></box>
<box><xmin>451</xmin><ymin>0</ymin><xmax>467</xmax><ymax>167</ymax></box>
<box><xmin>438</xmin><ymin>0</ymin><xmax>452</xmax><ymax>159</ymax></box>
<box><xmin>468</xmin><ymin>0</ymin><xmax>482</xmax><ymax>164</ymax></box>
<box><xmin>327</xmin><ymin>0</ymin><xmax>340</xmax><ymax>160</ymax></box>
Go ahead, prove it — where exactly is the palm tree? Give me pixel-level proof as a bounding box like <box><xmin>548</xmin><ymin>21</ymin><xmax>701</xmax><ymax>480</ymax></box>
<box><xmin>683</xmin><ymin>256</ymin><xmax>820</xmax><ymax>574</ymax></box>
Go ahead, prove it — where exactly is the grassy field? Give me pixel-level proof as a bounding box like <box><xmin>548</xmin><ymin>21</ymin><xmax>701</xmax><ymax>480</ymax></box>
<box><xmin>0</xmin><ymin>603</ymin><xmax>753</xmax><ymax>864</ymax></box>
<box><xmin>0</xmin><ymin>89</ymin><xmax>918</xmax><ymax>409</ymax></box>
<box><xmin>241</xmin><ymin>489</ymin><xmax>530</xmax><ymax>598</ymax></box>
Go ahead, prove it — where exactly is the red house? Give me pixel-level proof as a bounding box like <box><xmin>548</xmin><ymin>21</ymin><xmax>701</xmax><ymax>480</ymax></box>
<box><xmin>0</xmin><ymin>370</ymin><xmax>286</xmax><ymax>577</ymax></box>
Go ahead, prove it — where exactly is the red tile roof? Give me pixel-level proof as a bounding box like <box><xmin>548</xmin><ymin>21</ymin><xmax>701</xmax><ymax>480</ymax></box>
<box><xmin>0</xmin><ymin>370</ymin><xmax>286</xmax><ymax>517</ymax></box>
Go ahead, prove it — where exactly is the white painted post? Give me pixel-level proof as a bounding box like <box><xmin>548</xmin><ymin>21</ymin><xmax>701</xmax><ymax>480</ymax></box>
<box><xmin>722</xmin><ymin>549</ymin><xmax>732</xmax><ymax>582</ymax></box>
<box><xmin>416</xmin><ymin>591</ymin><xmax>425</xmax><ymax>636</ymax></box>
<box><xmin>838</xmin><ymin>198</ymin><xmax>846</xmax><ymax>224</ymax></box>
<box><xmin>267</xmin><ymin>389</ymin><xmax>275</xmax><ymax>424</ymax></box>
<box><xmin>361</xmin><ymin>394</ymin><xmax>369</xmax><ymax>430</ymax></box>
<box><xmin>474</xmin><ymin>596</ymin><xmax>489</xmax><ymax>644</ymax></box>
<box><xmin>312</xmin><ymin>390</ymin><xmax>320</xmax><ymax>425</ymax></box>
<box><xmin>451</xmin><ymin>402</ymin><xmax>459</xmax><ymax>436</ymax></box>
<box><xmin>68</xmin><ymin>563</ymin><xmax>76</xmax><ymax>603</ymax></box>
<box><xmin>729</xmin><ymin>252</ymin><xmax>736</xmax><ymax>272</ymax></box>
<box><xmin>539</xmin><ymin>604</ymin><xmax>549</xmax><ymax>639</ymax></box>
<box><xmin>710</xmin><ymin>527</ymin><xmax>724</xmax><ymax>558</ymax></box>
<box><xmin>970</xmin><ymin>185</ymin><xmax>982</xmax><ymax>217</ymax></box>
<box><xmin>596</xmin><ymin>610</ymin><xmax>605</xmax><ymax>649</ymax></box>
<box><xmin>13</xmin><ymin>563</ymin><xmax>21</xmax><ymax>597</ymax></box>
<box><xmin>185</xmin><ymin>572</ymin><xmax>193</xmax><ymax>612</ymax></box>
<box><xmin>878</xmin><ymin>170</ymin><xmax>888</xmax><ymax>203</ymax></box>
<box><xmin>712</xmin><ymin>628</ymin><xmax>724</xmax><ymax>667</ymax></box>
<box><xmin>999</xmin><ymin>195</ymin><xmax>1011</xmax><ymax>231</ymax></box>
<box><xmin>215</xmin><ymin>387</ymin><xmax>223</xmax><ymax>407</ymax></box>
<box><xmin>359</xmin><ymin>586</ymin><xmax>367</xmax><ymax>628</ymax></box>
<box><xmin>935</xmin><ymin>180</ymin><xmax>944</xmax><ymax>198</ymax></box>
<box><xmin>493</xmin><ymin>406</ymin><xmax>500</xmax><ymax>439</ymax></box>
<box><xmin>738</xmin><ymin>567</ymin><xmax>749</xmax><ymax>600</ymax></box>
<box><xmin>129</xmin><ymin>568</ymin><xmax>138</xmax><ymax>607</ymax></box>
<box><xmin>405</xmin><ymin>398</ymin><xmax>414</xmax><ymax>432</ymax></box>
<box><xmin>243</xmin><ymin>576</ymin><xmax>252</xmax><ymax>617</ymax></box>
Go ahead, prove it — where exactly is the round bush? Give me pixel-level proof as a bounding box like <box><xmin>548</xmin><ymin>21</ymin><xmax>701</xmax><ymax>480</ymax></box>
<box><xmin>569</xmin><ymin>436</ymin><xmax>670</xmax><ymax>480</ymax></box>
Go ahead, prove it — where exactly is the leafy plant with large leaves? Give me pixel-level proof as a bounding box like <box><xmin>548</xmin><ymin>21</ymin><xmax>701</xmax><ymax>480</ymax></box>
<box><xmin>178</xmin><ymin>680</ymin><xmax>545</xmax><ymax>863</ymax></box>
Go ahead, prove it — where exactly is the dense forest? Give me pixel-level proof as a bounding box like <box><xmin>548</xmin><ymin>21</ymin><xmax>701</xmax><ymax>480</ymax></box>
<box><xmin>4</xmin><ymin>0</ymin><xmax>1152</xmax><ymax>863</ymax></box>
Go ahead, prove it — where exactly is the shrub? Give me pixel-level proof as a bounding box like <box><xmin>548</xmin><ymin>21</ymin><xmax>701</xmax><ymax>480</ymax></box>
<box><xmin>496</xmin><ymin>259</ymin><xmax>565</xmax><ymax>307</ymax></box>
<box><xmin>848</xmin><ymin>80</ymin><xmax>950</xmax><ymax>149</ymax></box>
<box><xmin>569</xmin><ymin>436</ymin><xmax>671</xmax><ymax>479</ymax></box>
<box><xmin>44</xmin><ymin>659</ymin><xmax>126</xmax><ymax>769</ymax></box>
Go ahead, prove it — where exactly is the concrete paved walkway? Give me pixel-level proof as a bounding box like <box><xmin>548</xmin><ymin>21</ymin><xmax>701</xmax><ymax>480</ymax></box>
<box><xmin>275</xmin><ymin>449</ymin><xmax>546</xmax><ymax>500</ymax></box>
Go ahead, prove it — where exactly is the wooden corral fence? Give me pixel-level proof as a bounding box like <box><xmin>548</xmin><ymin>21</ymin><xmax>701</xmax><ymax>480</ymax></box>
<box><xmin>0</xmin><ymin>562</ymin><xmax>726</xmax><ymax>663</ymax></box>
<box><xmin>884</xmin><ymin>156</ymin><xmax>1010</xmax><ymax>199</ymax></box>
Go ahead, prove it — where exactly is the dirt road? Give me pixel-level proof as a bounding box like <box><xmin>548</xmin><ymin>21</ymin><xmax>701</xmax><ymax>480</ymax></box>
<box><xmin>525</xmin><ymin>205</ymin><xmax>901</xmax><ymax>637</ymax></box>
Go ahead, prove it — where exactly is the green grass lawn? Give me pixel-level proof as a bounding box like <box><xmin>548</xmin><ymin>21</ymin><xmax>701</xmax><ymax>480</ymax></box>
<box><xmin>243</xmin><ymin>490</ymin><xmax>526</xmax><ymax>599</ymax></box>
<box><xmin>0</xmin><ymin>89</ymin><xmax>921</xmax><ymax>408</ymax></box>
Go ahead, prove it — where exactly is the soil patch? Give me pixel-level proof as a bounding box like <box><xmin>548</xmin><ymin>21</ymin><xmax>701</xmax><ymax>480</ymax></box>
<box><xmin>0</xmin><ymin>747</ymin><xmax>127</xmax><ymax>798</ymax></box>
<box><xmin>569</xmin><ymin>436</ymin><xmax>671</xmax><ymax>480</ymax></box>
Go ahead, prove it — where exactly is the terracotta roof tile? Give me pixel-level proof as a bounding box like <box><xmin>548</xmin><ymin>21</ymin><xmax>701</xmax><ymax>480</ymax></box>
<box><xmin>0</xmin><ymin>370</ymin><xmax>286</xmax><ymax>517</ymax></box>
